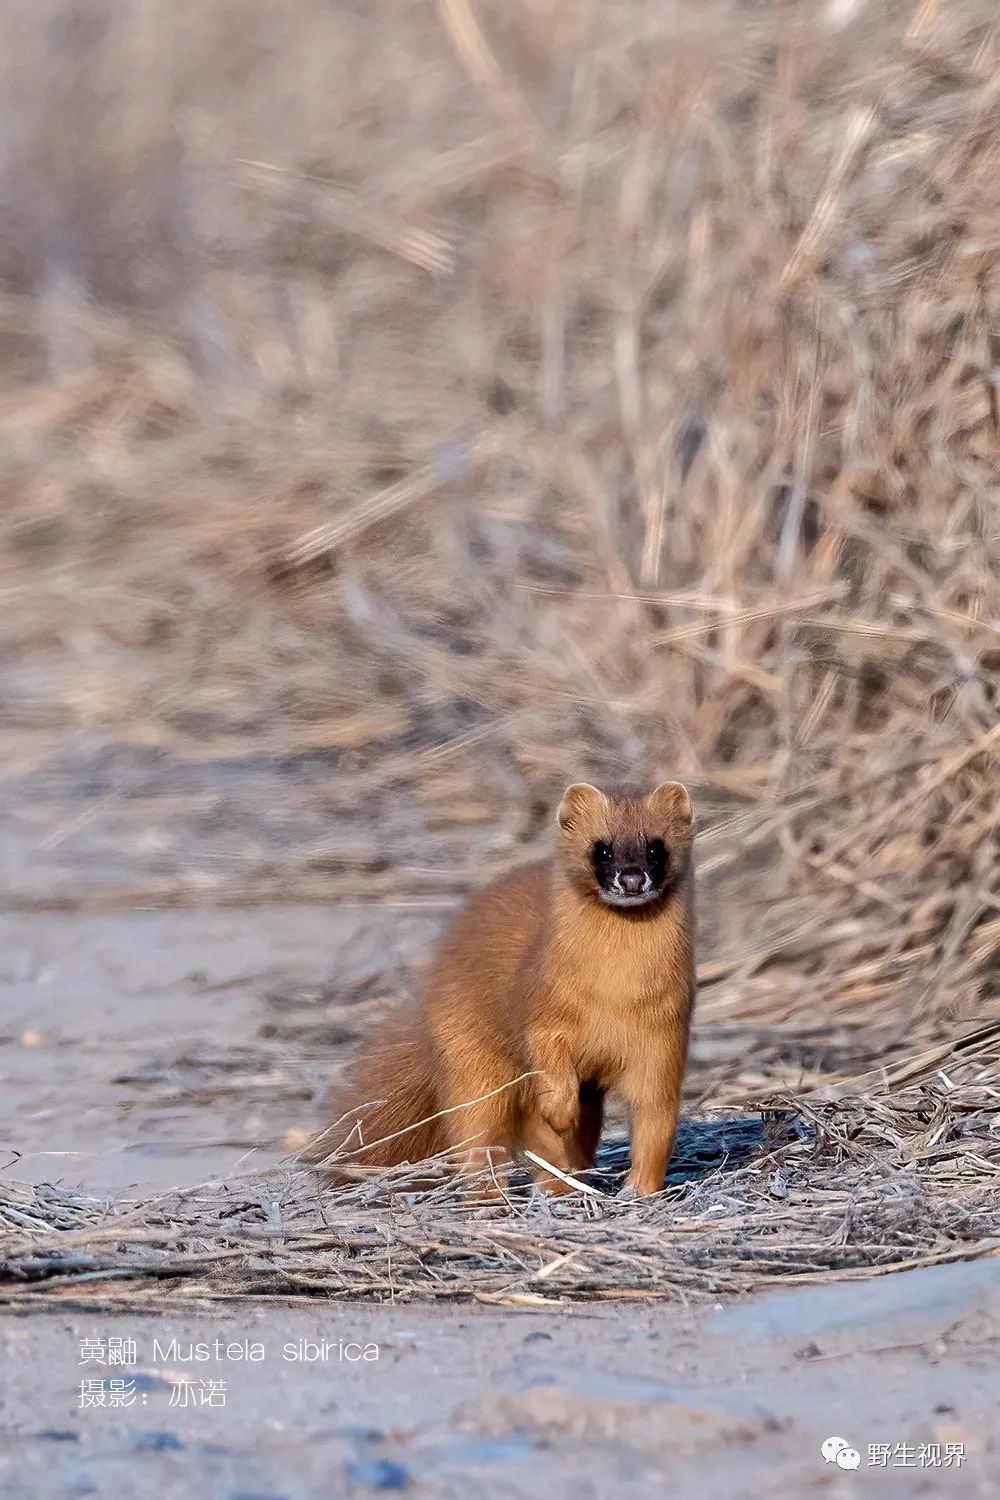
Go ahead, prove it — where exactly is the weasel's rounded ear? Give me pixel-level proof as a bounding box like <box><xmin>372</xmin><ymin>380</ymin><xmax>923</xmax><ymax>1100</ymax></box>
<box><xmin>650</xmin><ymin>781</ymin><xmax>693</xmax><ymax>824</ymax></box>
<box><xmin>557</xmin><ymin>782</ymin><xmax>605</xmax><ymax>832</ymax></box>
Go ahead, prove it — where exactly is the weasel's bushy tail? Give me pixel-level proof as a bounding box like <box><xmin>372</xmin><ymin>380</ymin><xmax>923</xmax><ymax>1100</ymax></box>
<box><xmin>305</xmin><ymin>1012</ymin><xmax>446</xmax><ymax>1180</ymax></box>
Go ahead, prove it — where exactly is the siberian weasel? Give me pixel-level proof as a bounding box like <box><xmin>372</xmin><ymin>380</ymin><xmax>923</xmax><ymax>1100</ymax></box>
<box><xmin>311</xmin><ymin>780</ymin><xmax>695</xmax><ymax>1197</ymax></box>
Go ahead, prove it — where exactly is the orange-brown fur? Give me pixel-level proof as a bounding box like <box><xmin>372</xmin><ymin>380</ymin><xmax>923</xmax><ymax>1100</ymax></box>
<box><xmin>312</xmin><ymin>782</ymin><xmax>695</xmax><ymax>1197</ymax></box>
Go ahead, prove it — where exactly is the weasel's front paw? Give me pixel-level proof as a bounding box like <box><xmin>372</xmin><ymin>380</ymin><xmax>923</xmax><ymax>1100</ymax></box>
<box><xmin>623</xmin><ymin>1169</ymin><xmax>663</xmax><ymax>1197</ymax></box>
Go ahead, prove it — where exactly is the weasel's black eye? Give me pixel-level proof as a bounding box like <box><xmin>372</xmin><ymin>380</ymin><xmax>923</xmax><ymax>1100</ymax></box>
<box><xmin>645</xmin><ymin>838</ymin><xmax>668</xmax><ymax>880</ymax></box>
<box><xmin>592</xmin><ymin>840</ymin><xmax>613</xmax><ymax>863</ymax></box>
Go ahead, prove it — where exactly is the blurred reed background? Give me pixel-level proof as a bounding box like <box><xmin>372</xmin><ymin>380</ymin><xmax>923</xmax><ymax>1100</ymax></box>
<box><xmin>2</xmin><ymin>0</ymin><xmax>1000</xmax><ymax>1086</ymax></box>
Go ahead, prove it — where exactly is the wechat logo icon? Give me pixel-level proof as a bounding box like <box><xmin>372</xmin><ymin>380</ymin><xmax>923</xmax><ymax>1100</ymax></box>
<box><xmin>822</xmin><ymin>1436</ymin><xmax>861</xmax><ymax>1470</ymax></box>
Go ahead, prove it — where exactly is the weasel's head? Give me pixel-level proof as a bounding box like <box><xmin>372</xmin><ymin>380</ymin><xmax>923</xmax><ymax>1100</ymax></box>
<box><xmin>555</xmin><ymin>780</ymin><xmax>693</xmax><ymax>911</ymax></box>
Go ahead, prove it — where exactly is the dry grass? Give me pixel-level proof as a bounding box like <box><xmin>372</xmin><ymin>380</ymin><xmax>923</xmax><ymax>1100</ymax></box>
<box><xmin>2</xmin><ymin>0</ymin><xmax>1000</xmax><ymax>1301</ymax></box>
<box><xmin>4</xmin><ymin>1055</ymin><xmax>1000</xmax><ymax>1307</ymax></box>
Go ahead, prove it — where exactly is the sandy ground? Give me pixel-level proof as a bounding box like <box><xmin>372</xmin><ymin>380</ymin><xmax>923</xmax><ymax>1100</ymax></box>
<box><xmin>0</xmin><ymin>904</ymin><xmax>429</xmax><ymax>1194</ymax></box>
<box><xmin>2</xmin><ymin>903</ymin><xmax>1000</xmax><ymax>1497</ymax></box>
<box><xmin>2</xmin><ymin>1263</ymin><xmax>999</xmax><ymax>1498</ymax></box>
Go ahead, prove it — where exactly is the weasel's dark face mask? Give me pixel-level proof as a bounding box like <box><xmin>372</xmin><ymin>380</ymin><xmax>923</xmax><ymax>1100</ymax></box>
<box><xmin>589</xmin><ymin>834</ymin><xmax>669</xmax><ymax>908</ymax></box>
<box><xmin>556</xmin><ymin>781</ymin><xmax>694</xmax><ymax>910</ymax></box>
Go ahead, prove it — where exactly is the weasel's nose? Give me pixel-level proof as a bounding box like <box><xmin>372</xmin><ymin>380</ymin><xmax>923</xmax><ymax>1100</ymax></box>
<box><xmin>618</xmin><ymin>868</ymin><xmax>647</xmax><ymax>896</ymax></box>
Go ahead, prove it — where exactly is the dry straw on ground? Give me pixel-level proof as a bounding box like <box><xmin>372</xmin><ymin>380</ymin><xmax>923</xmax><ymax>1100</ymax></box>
<box><xmin>2</xmin><ymin>0</ymin><xmax>1000</xmax><ymax>1301</ymax></box>
<box><xmin>3</xmin><ymin>1041</ymin><xmax>1000</xmax><ymax>1307</ymax></box>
